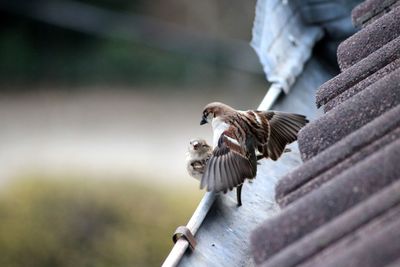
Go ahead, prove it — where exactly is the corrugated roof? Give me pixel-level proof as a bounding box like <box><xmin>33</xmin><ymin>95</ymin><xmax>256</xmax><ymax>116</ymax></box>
<box><xmin>251</xmin><ymin>1</ymin><xmax>400</xmax><ymax>266</ymax></box>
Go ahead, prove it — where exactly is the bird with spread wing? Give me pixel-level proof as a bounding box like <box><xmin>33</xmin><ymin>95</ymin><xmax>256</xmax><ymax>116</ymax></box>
<box><xmin>199</xmin><ymin>102</ymin><xmax>308</xmax><ymax>206</ymax></box>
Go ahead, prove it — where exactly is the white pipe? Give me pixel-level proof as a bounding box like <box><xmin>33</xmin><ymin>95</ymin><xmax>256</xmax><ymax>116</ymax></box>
<box><xmin>258</xmin><ymin>84</ymin><xmax>282</xmax><ymax>110</ymax></box>
<box><xmin>162</xmin><ymin>192</ymin><xmax>216</xmax><ymax>267</ymax></box>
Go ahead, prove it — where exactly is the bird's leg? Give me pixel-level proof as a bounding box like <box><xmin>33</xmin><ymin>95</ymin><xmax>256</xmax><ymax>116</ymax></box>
<box><xmin>236</xmin><ymin>184</ymin><xmax>243</xmax><ymax>207</ymax></box>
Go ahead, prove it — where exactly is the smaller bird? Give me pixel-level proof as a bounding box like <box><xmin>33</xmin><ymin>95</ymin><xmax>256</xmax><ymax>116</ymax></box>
<box><xmin>186</xmin><ymin>138</ymin><xmax>212</xmax><ymax>180</ymax></box>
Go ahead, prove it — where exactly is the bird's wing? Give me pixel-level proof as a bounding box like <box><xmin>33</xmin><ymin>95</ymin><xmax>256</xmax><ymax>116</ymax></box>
<box><xmin>200</xmin><ymin>129</ymin><xmax>256</xmax><ymax>193</ymax></box>
<box><xmin>261</xmin><ymin>111</ymin><xmax>308</xmax><ymax>160</ymax></box>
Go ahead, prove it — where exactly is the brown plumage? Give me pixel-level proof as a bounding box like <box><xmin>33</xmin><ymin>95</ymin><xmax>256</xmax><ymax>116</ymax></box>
<box><xmin>186</xmin><ymin>139</ymin><xmax>212</xmax><ymax>180</ymax></box>
<box><xmin>200</xmin><ymin>102</ymin><xmax>308</xmax><ymax>206</ymax></box>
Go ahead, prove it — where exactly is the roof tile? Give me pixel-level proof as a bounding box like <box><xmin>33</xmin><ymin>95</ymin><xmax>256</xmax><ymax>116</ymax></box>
<box><xmin>325</xmin><ymin>57</ymin><xmax>400</xmax><ymax>111</ymax></box>
<box><xmin>309</xmin><ymin>218</ymin><xmax>400</xmax><ymax>267</ymax></box>
<box><xmin>301</xmin><ymin>68</ymin><xmax>400</xmax><ymax>160</ymax></box>
<box><xmin>316</xmin><ymin>35</ymin><xmax>400</xmax><ymax>108</ymax></box>
<box><xmin>352</xmin><ymin>0</ymin><xmax>400</xmax><ymax>28</ymax></box>
<box><xmin>277</xmin><ymin>105</ymin><xmax>400</xmax><ymax>207</ymax></box>
<box><xmin>385</xmin><ymin>258</ymin><xmax>400</xmax><ymax>267</ymax></box>
<box><xmin>251</xmin><ymin>140</ymin><xmax>400</xmax><ymax>264</ymax></box>
<box><xmin>261</xmin><ymin>179</ymin><xmax>400</xmax><ymax>267</ymax></box>
<box><xmin>338</xmin><ymin>6</ymin><xmax>400</xmax><ymax>70</ymax></box>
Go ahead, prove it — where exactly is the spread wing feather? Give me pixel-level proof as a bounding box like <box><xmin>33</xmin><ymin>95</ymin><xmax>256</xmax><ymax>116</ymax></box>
<box><xmin>200</xmin><ymin>131</ymin><xmax>256</xmax><ymax>193</ymax></box>
<box><xmin>262</xmin><ymin>111</ymin><xmax>308</xmax><ymax>160</ymax></box>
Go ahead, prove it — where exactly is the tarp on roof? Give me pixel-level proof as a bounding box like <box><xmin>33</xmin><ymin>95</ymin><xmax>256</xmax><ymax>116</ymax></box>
<box><xmin>251</xmin><ymin>0</ymin><xmax>323</xmax><ymax>94</ymax></box>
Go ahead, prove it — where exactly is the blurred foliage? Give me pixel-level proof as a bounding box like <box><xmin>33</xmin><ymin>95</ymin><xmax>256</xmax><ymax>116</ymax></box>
<box><xmin>0</xmin><ymin>16</ymin><xmax>196</xmax><ymax>87</ymax></box>
<box><xmin>75</xmin><ymin>0</ymin><xmax>145</xmax><ymax>11</ymax></box>
<box><xmin>0</xmin><ymin>0</ymin><xmax>256</xmax><ymax>88</ymax></box>
<box><xmin>0</xmin><ymin>175</ymin><xmax>201</xmax><ymax>267</ymax></box>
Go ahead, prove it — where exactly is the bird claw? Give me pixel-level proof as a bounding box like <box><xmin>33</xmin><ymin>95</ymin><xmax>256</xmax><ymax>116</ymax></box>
<box><xmin>236</xmin><ymin>184</ymin><xmax>243</xmax><ymax>207</ymax></box>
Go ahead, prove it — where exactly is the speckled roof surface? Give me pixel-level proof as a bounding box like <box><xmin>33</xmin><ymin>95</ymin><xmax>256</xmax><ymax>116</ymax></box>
<box><xmin>251</xmin><ymin>1</ymin><xmax>400</xmax><ymax>266</ymax></box>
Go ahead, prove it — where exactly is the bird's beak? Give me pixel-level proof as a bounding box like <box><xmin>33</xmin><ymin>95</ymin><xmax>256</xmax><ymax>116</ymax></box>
<box><xmin>200</xmin><ymin>116</ymin><xmax>208</xmax><ymax>125</ymax></box>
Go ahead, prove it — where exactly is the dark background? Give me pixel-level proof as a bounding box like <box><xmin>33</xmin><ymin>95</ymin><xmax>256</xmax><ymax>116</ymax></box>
<box><xmin>0</xmin><ymin>1</ymin><xmax>266</xmax><ymax>266</ymax></box>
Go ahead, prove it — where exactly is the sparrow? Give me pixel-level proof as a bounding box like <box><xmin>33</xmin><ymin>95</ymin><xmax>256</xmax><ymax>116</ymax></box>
<box><xmin>200</xmin><ymin>102</ymin><xmax>308</xmax><ymax>206</ymax></box>
<box><xmin>186</xmin><ymin>138</ymin><xmax>212</xmax><ymax>180</ymax></box>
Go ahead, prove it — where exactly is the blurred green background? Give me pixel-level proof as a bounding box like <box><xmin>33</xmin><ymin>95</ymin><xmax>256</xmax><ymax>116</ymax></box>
<box><xmin>0</xmin><ymin>176</ymin><xmax>200</xmax><ymax>267</ymax></box>
<box><xmin>0</xmin><ymin>0</ymin><xmax>265</xmax><ymax>266</ymax></box>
